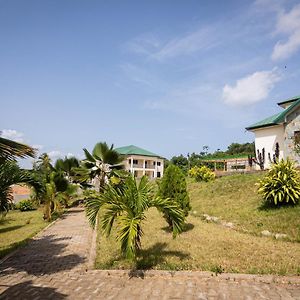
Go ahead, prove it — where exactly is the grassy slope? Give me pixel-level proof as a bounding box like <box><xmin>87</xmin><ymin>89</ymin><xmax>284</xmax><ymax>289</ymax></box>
<box><xmin>95</xmin><ymin>173</ymin><xmax>300</xmax><ymax>274</ymax></box>
<box><xmin>0</xmin><ymin>209</ymin><xmax>48</xmax><ymax>259</ymax></box>
<box><xmin>188</xmin><ymin>173</ymin><xmax>300</xmax><ymax>242</ymax></box>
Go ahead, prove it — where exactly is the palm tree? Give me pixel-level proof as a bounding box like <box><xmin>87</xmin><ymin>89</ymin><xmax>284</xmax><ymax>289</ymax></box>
<box><xmin>55</xmin><ymin>156</ymin><xmax>79</xmax><ymax>181</ymax></box>
<box><xmin>0</xmin><ymin>161</ymin><xmax>41</xmax><ymax>215</ymax></box>
<box><xmin>0</xmin><ymin>135</ymin><xmax>36</xmax><ymax>163</ymax></box>
<box><xmin>85</xmin><ymin>175</ymin><xmax>185</xmax><ymax>259</ymax></box>
<box><xmin>75</xmin><ymin>142</ymin><xmax>123</xmax><ymax>191</ymax></box>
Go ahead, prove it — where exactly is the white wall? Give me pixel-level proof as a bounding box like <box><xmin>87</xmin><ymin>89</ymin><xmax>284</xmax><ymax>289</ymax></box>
<box><xmin>253</xmin><ymin>125</ymin><xmax>284</xmax><ymax>169</ymax></box>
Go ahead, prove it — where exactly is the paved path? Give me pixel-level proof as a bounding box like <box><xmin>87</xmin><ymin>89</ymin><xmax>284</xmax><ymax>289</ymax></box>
<box><xmin>1</xmin><ymin>208</ymin><xmax>300</xmax><ymax>299</ymax></box>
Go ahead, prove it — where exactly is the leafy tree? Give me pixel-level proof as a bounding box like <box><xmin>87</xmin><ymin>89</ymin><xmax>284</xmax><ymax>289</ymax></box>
<box><xmin>227</xmin><ymin>142</ymin><xmax>255</xmax><ymax>155</ymax></box>
<box><xmin>74</xmin><ymin>142</ymin><xmax>123</xmax><ymax>191</ymax></box>
<box><xmin>157</xmin><ymin>165</ymin><xmax>191</xmax><ymax>228</ymax></box>
<box><xmin>85</xmin><ymin>176</ymin><xmax>185</xmax><ymax>259</ymax></box>
<box><xmin>170</xmin><ymin>155</ymin><xmax>189</xmax><ymax>172</ymax></box>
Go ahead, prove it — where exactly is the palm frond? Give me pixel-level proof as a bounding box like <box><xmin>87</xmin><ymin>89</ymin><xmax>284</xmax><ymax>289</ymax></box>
<box><xmin>150</xmin><ymin>196</ymin><xmax>185</xmax><ymax>237</ymax></box>
<box><xmin>118</xmin><ymin>215</ymin><xmax>142</xmax><ymax>259</ymax></box>
<box><xmin>83</xmin><ymin>148</ymin><xmax>96</xmax><ymax>163</ymax></box>
<box><xmin>0</xmin><ymin>137</ymin><xmax>36</xmax><ymax>162</ymax></box>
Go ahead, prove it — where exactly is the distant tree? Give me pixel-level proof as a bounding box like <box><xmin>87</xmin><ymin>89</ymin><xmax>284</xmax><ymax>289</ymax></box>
<box><xmin>226</xmin><ymin>142</ymin><xmax>255</xmax><ymax>155</ymax></box>
<box><xmin>157</xmin><ymin>165</ymin><xmax>191</xmax><ymax>229</ymax></box>
<box><xmin>170</xmin><ymin>155</ymin><xmax>188</xmax><ymax>172</ymax></box>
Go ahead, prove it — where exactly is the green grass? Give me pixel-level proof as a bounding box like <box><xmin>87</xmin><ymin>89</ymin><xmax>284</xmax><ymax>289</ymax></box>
<box><xmin>188</xmin><ymin>173</ymin><xmax>300</xmax><ymax>242</ymax></box>
<box><xmin>95</xmin><ymin>173</ymin><xmax>300</xmax><ymax>275</ymax></box>
<box><xmin>0</xmin><ymin>209</ymin><xmax>48</xmax><ymax>259</ymax></box>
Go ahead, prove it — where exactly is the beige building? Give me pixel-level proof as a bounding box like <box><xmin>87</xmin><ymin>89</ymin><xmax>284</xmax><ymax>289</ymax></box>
<box><xmin>246</xmin><ymin>95</ymin><xmax>300</xmax><ymax>169</ymax></box>
<box><xmin>115</xmin><ymin>145</ymin><xmax>164</xmax><ymax>179</ymax></box>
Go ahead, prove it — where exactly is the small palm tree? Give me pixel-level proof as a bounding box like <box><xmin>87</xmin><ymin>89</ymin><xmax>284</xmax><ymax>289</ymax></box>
<box><xmin>85</xmin><ymin>175</ymin><xmax>185</xmax><ymax>259</ymax></box>
<box><xmin>75</xmin><ymin>142</ymin><xmax>123</xmax><ymax>191</ymax></box>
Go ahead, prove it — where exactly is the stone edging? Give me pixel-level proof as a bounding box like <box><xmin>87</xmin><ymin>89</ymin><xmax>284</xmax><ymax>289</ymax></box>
<box><xmin>85</xmin><ymin>269</ymin><xmax>300</xmax><ymax>285</ymax></box>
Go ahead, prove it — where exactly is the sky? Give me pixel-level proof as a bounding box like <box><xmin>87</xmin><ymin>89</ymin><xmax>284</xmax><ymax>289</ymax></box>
<box><xmin>1</xmin><ymin>0</ymin><xmax>300</xmax><ymax>165</ymax></box>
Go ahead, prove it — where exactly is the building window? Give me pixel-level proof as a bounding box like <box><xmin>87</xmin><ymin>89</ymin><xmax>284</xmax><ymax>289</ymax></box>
<box><xmin>128</xmin><ymin>159</ymin><xmax>131</xmax><ymax>164</ymax></box>
<box><xmin>157</xmin><ymin>162</ymin><xmax>161</xmax><ymax>166</ymax></box>
<box><xmin>133</xmin><ymin>159</ymin><xmax>138</xmax><ymax>165</ymax></box>
<box><xmin>153</xmin><ymin>161</ymin><xmax>156</xmax><ymax>166</ymax></box>
<box><xmin>157</xmin><ymin>172</ymin><xmax>161</xmax><ymax>178</ymax></box>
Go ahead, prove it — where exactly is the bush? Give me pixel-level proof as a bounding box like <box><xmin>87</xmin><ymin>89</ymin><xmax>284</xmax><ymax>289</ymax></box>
<box><xmin>258</xmin><ymin>159</ymin><xmax>300</xmax><ymax>206</ymax></box>
<box><xmin>188</xmin><ymin>166</ymin><xmax>215</xmax><ymax>182</ymax></box>
<box><xmin>157</xmin><ymin>165</ymin><xmax>191</xmax><ymax>227</ymax></box>
<box><xmin>17</xmin><ymin>199</ymin><xmax>36</xmax><ymax>211</ymax></box>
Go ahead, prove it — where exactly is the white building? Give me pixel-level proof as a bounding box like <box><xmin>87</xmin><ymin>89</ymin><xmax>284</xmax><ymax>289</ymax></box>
<box><xmin>246</xmin><ymin>95</ymin><xmax>300</xmax><ymax>169</ymax></box>
<box><xmin>115</xmin><ymin>145</ymin><xmax>164</xmax><ymax>179</ymax></box>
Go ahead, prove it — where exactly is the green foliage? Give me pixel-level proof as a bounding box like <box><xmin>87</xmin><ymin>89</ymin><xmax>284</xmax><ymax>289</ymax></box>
<box><xmin>170</xmin><ymin>155</ymin><xmax>189</xmax><ymax>173</ymax></box>
<box><xmin>226</xmin><ymin>142</ymin><xmax>255</xmax><ymax>155</ymax></box>
<box><xmin>17</xmin><ymin>199</ymin><xmax>36</xmax><ymax>211</ymax></box>
<box><xmin>74</xmin><ymin>142</ymin><xmax>124</xmax><ymax>191</ymax></box>
<box><xmin>157</xmin><ymin>165</ymin><xmax>191</xmax><ymax>227</ymax></box>
<box><xmin>31</xmin><ymin>153</ymin><xmax>74</xmax><ymax>221</ymax></box>
<box><xmin>85</xmin><ymin>175</ymin><xmax>185</xmax><ymax>260</ymax></box>
<box><xmin>0</xmin><ymin>161</ymin><xmax>40</xmax><ymax>216</ymax></box>
<box><xmin>188</xmin><ymin>166</ymin><xmax>215</xmax><ymax>182</ymax></box>
<box><xmin>258</xmin><ymin>159</ymin><xmax>300</xmax><ymax>206</ymax></box>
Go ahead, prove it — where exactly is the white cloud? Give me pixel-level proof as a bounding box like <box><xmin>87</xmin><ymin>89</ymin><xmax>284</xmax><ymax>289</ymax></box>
<box><xmin>272</xmin><ymin>4</ymin><xmax>300</xmax><ymax>61</ymax></box>
<box><xmin>1</xmin><ymin>129</ymin><xmax>25</xmax><ymax>143</ymax></box>
<box><xmin>152</xmin><ymin>27</ymin><xmax>218</xmax><ymax>61</ymax></box>
<box><xmin>126</xmin><ymin>34</ymin><xmax>161</xmax><ymax>56</ymax></box>
<box><xmin>126</xmin><ymin>26</ymin><xmax>218</xmax><ymax>61</ymax></box>
<box><xmin>48</xmin><ymin>150</ymin><xmax>63</xmax><ymax>161</ymax></box>
<box><xmin>222</xmin><ymin>69</ymin><xmax>281</xmax><ymax>106</ymax></box>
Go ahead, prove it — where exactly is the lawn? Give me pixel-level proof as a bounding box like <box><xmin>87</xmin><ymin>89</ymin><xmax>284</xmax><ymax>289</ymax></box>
<box><xmin>95</xmin><ymin>173</ymin><xmax>300</xmax><ymax>275</ymax></box>
<box><xmin>0</xmin><ymin>209</ymin><xmax>48</xmax><ymax>259</ymax></box>
<box><xmin>188</xmin><ymin>173</ymin><xmax>300</xmax><ymax>242</ymax></box>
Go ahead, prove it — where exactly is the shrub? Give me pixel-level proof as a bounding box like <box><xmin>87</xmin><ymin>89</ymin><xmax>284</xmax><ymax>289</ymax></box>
<box><xmin>258</xmin><ymin>159</ymin><xmax>300</xmax><ymax>206</ymax></box>
<box><xmin>157</xmin><ymin>165</ymin><xmax>191</xmax><ymax>227</ymax></box>
<box><xmin>188</xmin><ymin>166</ymin><xmax>215</xmax><ymax>182</ymax></box>
<box><xmin>17</xmin><ymin>199</ymin><xmax>36</xmax><ymax>211</ymax></box>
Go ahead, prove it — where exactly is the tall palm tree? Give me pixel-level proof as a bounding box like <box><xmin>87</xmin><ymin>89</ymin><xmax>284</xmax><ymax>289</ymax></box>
<box><xmin>0</xmin><ymin>136</ymin><xmax>36</xmax><ymax>163</ymax></box>
<box><xmin>75</xmin><ymin>142</ymin><xmax>123</xmax><ymax>191</ymax></box>
<box><xmin>85</xmin><ymin>176</ymin><xmax>185</xmax><ymax>259</ymax></box>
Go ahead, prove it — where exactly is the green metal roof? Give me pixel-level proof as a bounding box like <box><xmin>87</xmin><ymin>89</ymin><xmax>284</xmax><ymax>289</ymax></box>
<box><xmin>277</xmin><ymin>95</ymin><xmax>300</xmax><ymax>107</ymax></box>
<box><xmin>115</xmin><ymin>145</ymin><xmax>161</xmax><ymax>158</ymax></box>
<box><xmin>246</xmin><ymin>98</ymin><xmax>300</xmax><ymax>131</ymax></box>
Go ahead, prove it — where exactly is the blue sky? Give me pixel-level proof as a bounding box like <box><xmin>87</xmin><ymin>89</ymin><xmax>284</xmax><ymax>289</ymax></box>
<box><xmin>1</xmin><ymin>0</ymin><xmax>300</xmax><ymax>164</ymax></box>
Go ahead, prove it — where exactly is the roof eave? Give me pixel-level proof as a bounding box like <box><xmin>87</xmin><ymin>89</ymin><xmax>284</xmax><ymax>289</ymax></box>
<box><xmin>245</xmin><ymin>123</ymin><xmax>280</xmax><ymax>131</ymax></box>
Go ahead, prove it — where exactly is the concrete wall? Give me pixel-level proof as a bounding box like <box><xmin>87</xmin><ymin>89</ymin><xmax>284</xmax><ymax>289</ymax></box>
<box><xmin>253</xmin><ymin>125</ymin><xmax>285</xmax><ymax>169</ymax></box>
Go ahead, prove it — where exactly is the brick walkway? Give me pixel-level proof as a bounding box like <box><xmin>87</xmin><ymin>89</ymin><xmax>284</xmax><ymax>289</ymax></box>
<box><xmin>1</xmin><ymin>207</ymin><xmax>300</xmax><ymax>299</ymax></box>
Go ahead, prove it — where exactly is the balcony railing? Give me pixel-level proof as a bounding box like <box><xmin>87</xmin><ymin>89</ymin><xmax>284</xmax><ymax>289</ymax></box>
<box><xmin>131</xmin><ymin>163</ymin><xmax>156</xmax><ymax>169</ymax></box>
